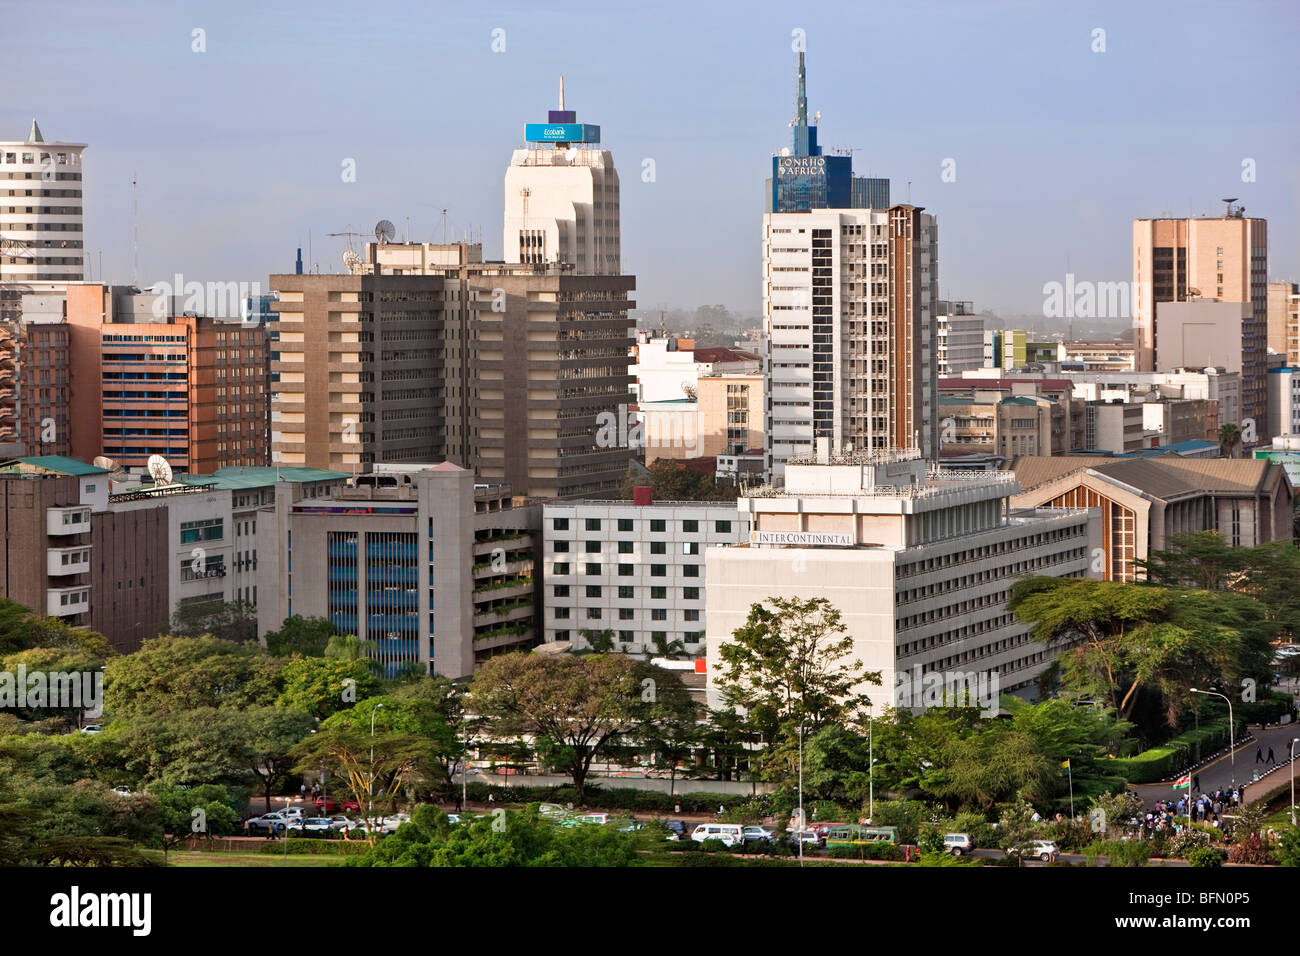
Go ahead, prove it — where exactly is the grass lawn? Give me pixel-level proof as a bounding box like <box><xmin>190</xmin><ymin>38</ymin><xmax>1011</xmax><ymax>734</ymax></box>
<box><xmin>153</xmin><ymin>849</ymin><xmax>342</xmax><ymax>867</ymax></box>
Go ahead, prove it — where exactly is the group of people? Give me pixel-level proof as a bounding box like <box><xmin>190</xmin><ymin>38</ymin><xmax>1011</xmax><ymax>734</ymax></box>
<box><xmin>1138</xmin><ymin>787</ymin><xmax>1243</xmax><ymax>839</ymax></box>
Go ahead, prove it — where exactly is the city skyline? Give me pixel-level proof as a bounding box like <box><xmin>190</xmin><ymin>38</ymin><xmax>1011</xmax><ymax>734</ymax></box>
<box><xmin>5</xmin><ymin>0</ymin><xmax>1297</xmax><ymax>319</ymax></box>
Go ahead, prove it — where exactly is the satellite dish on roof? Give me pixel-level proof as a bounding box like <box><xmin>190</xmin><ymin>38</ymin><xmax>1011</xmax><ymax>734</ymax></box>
<box><xmin>146</xmin><ymin>454</ymin><xmax>173</xmax><ymax>486</ymax></box>
<box><xmin>375</xmin><ymin>220</ymin><xmax>396</xmax><ymax>244</ymax></box>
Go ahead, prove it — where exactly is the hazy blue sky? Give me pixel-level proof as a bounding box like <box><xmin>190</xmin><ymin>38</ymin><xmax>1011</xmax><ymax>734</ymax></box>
<box><xmin>6</xmin><ymin>0</ymin><xmax>1298</xmax><ymax>317</ymax></box>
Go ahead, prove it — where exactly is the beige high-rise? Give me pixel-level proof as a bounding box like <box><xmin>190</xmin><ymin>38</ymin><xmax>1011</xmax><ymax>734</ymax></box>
<box><xmin>1267</xmin><ymin>280</ymin><xmax>1299</xmax><ymax>366</ymax></box>
<box><xmin>1132</xmin><ymin>211</ymin><xmax>1268</xmax><ymax>436</ymax></box>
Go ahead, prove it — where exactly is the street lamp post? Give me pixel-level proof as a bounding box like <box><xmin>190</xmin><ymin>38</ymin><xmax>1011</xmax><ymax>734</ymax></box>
<box><xmin>1190</xmin><ymin>688</ymin><xmax>1235</xmax><ymax>790</ymax></box>
<box><xmin>797</xmin><ymin>720</ymin><xmax>804</xmax><ymax>867</ymax></box>
<box><xmin>868</xmin><ymin>716</ymin><xmax>874</xmax><ymax>822</ymax></box>
<box><xmin>1291</xmin><ymin>737</ymin><xmax>1299</xmax><ymax>827</ymax></box>
<box><xmin>369</xmin><ymin>703</ymin><xmax>384</xmax><ymax>821</ymax></box>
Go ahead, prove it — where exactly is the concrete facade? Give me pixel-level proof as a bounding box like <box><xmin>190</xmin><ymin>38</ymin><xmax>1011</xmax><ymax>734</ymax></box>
<box><xmin>705</xmin><ymin>450</ymin><xmax>1094</xmax><ymax>713</ymax></box>
<box><xmin>543</xmin><ymin>498</ymin><xmax>748</xmax><ymax>656</ymax></box>
<box><xmin>261</xmin><ymin>463</ymin><xmax>541</xmax><ymax>678</ymax></box>
<box><xmin>763</xmin><ymin>205</ymin><xmax>938</xmax><ymax>481</ymax></box>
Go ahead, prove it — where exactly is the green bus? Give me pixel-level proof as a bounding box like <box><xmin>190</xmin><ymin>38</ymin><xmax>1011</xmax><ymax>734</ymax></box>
<box><xmin>825</xmin><ymin>825</ymin><xmax>899</xmax><ymax>848</ymax></box>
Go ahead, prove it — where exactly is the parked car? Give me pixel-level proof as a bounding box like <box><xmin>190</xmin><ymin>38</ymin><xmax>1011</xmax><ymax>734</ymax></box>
<box><xmin>281</xmin><ymin>807</ymin><xmax>306</xmax><ymax>822</ymax></box>
<box><xmin>294</xmin><ymin>817</ymin><xmax>334</xmax><ymax>834</ymax></box>
<box><xmin>315</xmin><ymin>797</ymin><xmax>361</xmax><ymax>813</ymax></box>
<box><xmin>110</xmin><ymin>786</ymin><xmax>133</xmax><ymax>798</ymax></box>
<box><xmin>789</xmin><ymin>829</ymin><xmax>821</xmax><ymax>848</ymax></box>
<box><xmin>944</xmin><ymin>833</ymin><xmax>974</xmax><ymax>856</ymax></box>
<box><xmin>742</xmin><ymin>825</ymin><xmax>775</xmax><ymax>845</ymax></box>
<box><xmin>380</xmin><ymin>813</ymin><xmax>411</xmax><ymax>833</ymax></box>
<box><xmin>660</xmin><ymin>819</ymin><xmax>687</xmax><ymax>840</ymax></box>
<box><xmin>1007</xmin><ymin>840</ymin><xmax>1058</xmax><ymax>862</ymax></box>
<box><xmin>538</xmin><ymin>803</ymin><xmax>568</xmax><ymax>821</ymax></box>
<box><xmin>446</xmin><ymin>813</ymin><xmax>461</xmax><ymax>826</ymax></box>
<box><xmin>245</xmin><ymin>812</ymin><xmax>289</xmax><ymax>834</ymax></box>
<box><xmin>80</xmin><ymin>724</ymin><xmax>103</xmax><ymax>734</ymax></box>
<box><xmin>691</xmin><ymin>823</ymin><xmax>744</xmax><ymax>847</ymax></box>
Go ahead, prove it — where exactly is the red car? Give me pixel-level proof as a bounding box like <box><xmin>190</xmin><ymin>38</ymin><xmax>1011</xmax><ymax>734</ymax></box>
<box><xmin>315</xmin><ymin>797</ymin><xmax>361</xmax><ymax>812</ymax></box>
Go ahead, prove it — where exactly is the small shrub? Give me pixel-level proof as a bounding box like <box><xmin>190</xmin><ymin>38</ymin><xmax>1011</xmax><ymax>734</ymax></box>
<box><xmin>1186</xmin><ymin>847</ymin><xmax>1225</xmax><ymax>868</ymax></box>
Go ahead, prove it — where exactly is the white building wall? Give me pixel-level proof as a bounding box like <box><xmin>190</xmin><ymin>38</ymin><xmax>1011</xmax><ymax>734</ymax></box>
<box><xmin>542</xmin><ymin>501</ymin><xmax>749</xmax><ymax>655</ymax></box>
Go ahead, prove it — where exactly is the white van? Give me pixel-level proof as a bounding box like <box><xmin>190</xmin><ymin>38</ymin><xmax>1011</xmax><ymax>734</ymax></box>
<box><xmin>691</xmin><ymin>823</ymin><xmax>745</xmax><ymax>847</ymax></box>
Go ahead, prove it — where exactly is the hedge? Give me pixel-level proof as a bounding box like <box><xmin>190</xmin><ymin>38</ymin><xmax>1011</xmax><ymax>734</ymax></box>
<box><xmin>259</xmin><ymin>839</ymin><xmax>373</xmax><ymax>856</ymax></box>
<box><xmin>1109</xmin><ymin>717</ymin><xmax>1236</xmax><ymax>783</ymax></box>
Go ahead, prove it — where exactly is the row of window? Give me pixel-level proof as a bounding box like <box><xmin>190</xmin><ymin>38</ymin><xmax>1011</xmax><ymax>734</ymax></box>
<box><xmin>553</xmin><ymin>539</ymin><xmax>702</xmax><ymax>555</ymax></box>
<box><xmin>553</xmin><ymin>629</ymin><xmax>703</xmax><ymax>645</ymax></box>
<box><xmin>553</xmin><ymin>585</ymin><xmax>700</xmax><ymax>600</ymax></box>
<box><xmin>552</xmin><ymin>562</ymin><xmax>700</xmax><ymax>578</ymax></box>
<box><xmin>552</xmin><ymin>516</ymin><xmax>733</xmax><ymax>534</ymax></box>
<box><xmin>554</xmin><ymin>606</ymin><xmax>701</xmax><ymax>622</ymax></box>
<box><xmin>896</xmin><ymin>546</ymin><xmax>1086</xmax><ymax>604</ymax></box>
<box><xmin>896</xmin><ymin>526</ymin><xmax>1085</xmax><ymax>579</ymax></box>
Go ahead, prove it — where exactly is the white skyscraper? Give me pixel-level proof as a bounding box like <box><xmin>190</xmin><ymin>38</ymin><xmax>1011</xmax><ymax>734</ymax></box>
<box><xmin>0</xmin><ymin>119</ymin><xmax>86</xmax><ymax>283</ymax></box>
<box><xmin>502</xmin><ymin>79</ymin><xmax>620</xmax><ymax>275</ymax></box>
<box><xmin>763</xmin><ymin>204</ymin><xmax>939</xmax><ymax>481</ymax></box>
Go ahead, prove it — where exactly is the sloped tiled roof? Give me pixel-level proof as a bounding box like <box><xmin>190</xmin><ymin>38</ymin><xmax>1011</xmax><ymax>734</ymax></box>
<box><xmin>1011</xmin><ymin>454</ymin><xmax>1281</xmax><ymax>501</ymax></box>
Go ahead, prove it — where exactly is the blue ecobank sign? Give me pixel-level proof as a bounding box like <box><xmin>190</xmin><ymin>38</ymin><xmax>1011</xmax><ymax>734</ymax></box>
<box><xmin>525</xmin><ymin>123</ymin><xmax>601</xmax><ymax>143</ymax></box>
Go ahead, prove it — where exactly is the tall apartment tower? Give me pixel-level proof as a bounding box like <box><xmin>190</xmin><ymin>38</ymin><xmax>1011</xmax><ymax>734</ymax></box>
<box><xmin>763</xmin><ymin>206</ymin><xmax>939</xmax><ymax>480</ymax></box>
<box><xmin>503</xmin><ymin>79</ymin><xmax>620</xmax><ymax>275</ymax></box>
<box><xmin>0</xmin><ymin>120</ymin><xmax>87</xmax><ymax>294</ymax></box>
<box><xmin>1132</xmin><ymin>207</ymin><xmax>1268</xmax><ymax>435</ymax></box>
<box><xmin>935</xmin><ymin>300</ymin><xmax>985</xmax><ymax>374</ymax></box>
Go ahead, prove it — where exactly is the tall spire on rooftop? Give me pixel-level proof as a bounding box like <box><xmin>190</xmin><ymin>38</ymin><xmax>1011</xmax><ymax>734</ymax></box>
<box><xmin>27</xmin><ymin>118</ymin><xmax>43</xmax><ymax>143</ymax></box>
<box><xmin>795</xmin><ymin>52</ymin><xmax>808</xmax><ymax>127</ymax></box>
<box><xmin>558</xmin><ymin>76</ymin><xmax>565</xmax><ymax>112</ymax></box>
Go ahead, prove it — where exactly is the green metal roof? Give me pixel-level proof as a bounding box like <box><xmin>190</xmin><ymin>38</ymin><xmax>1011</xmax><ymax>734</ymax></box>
<box><xmin>0</xmin><ymin>455</ymin><xmax>110</xmax><ymax>477</ymax></box>
<box><xmin>1000</xmin><ymin>395</ymin><xmax>1043</xmax><ymax>406</ymax></box>
<box><xmin>177</xmin><ymin>466</ymin><xmax>351</xmax><ymax>491</ymax></box>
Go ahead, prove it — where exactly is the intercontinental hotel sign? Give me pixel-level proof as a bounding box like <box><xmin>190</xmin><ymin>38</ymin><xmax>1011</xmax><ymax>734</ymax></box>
<box><xmin>750</xmin><ymin>530</ymin><xmax>854</xmax><ymax>547</ymax></box>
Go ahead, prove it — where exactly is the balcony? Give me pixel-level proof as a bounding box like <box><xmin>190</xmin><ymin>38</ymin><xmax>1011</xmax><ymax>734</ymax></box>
<box><xmin>47</xmin><ymin>586</ymin><xmax>89</xmax><ymax>618</ymax></box>
<box><xmin>47</xmin><ymin>546</ymin><xmax>90</xmax><ymax>577</ymax></box>
<box><xmin>47</xmin><ymin>505</ymin><xmax>91</xmax><ymax>536</ymax></box>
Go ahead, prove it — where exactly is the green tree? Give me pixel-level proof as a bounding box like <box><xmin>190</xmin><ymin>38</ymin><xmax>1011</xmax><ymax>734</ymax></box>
<box><xmin>276</xmin><ymin>657</ymin><xmax>381</xmax><ymax>721</ymax></box>
<box><xmin>324</xmin><ymin>634</ymin><xmax>375</xmax><ymax>662</ymax></box>
<box><xmin>264</xmin><ymin>615</ymin><xmax>334</xmax><ymax>657</ymax></box>
<box><xmin>235</xmin><ymin>706</ymin><xmax>316</xmax><ymax>808</ymax></box>
<box><xmin>712</xmin><ymin>597</ymin><xmax>880</xmax><ymax>781</ymax></box>
<box><xmin>998</xmin><ymin>796</ymin><xmax>1041</xmax><ymax>867</ymax></box>
<box><xmin>104</xmin><ymin>635</ymin><xmax>281</xmax><ymax>723</ymax></box>
<box><xmin>1009</xmin><ymin>578</ymin><xmax>1272</xmax><ymax>725</ymax></box>
<box><xmin>1137</xmin><ymin>531</ymin><xmax>1245</xmax><ymax>591</ymax></box>
<box><xmin>1218</xmin><ymin>423</ymin><xmax>1242</xmax><ymax>458</ymax></box>
<box><xmin>470</xmin><ymin>652</ymin><xmax>649</xmax><ymax>804</ymax></box>
<box><xmin>151</xmin><ymin>784</ymin><xmax>240</xmax><ymax>861</ymax></box>
<box><xmin>577</xmin><ymin>628</ymin><xmax>615</xmax><ymax>653</ymax></box>
<box><xmin>168</xmin><ymin>599</ymin><xmax>258</xmax><ymax>643</ymax></box>
<box><xmin>0</xmin><ymin>599</ymin><xmax>113</xmax><ymax>658</ymax></box>
<box><xmin>289</xmin><ymin>721</ymin><xmax>429</xmax><ymax>830</ymax></box>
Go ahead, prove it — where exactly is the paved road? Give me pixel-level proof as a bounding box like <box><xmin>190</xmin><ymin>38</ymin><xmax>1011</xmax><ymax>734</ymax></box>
<box><xmin>1134</xmin><ymin>724</ymin><xmax>1299</xmax><ymax>809</ymax></box>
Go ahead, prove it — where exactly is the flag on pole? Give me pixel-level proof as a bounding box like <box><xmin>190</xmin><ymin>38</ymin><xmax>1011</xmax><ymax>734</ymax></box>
<box><xmin>1172</xmin><ymin>774</ymin><xmax>1190</xmax><ymax>789</ymax></box>
<box><xmin>1060</xmin><ymin>759</ymin><xmax>1071</xmax><ymax>770</ymax></box>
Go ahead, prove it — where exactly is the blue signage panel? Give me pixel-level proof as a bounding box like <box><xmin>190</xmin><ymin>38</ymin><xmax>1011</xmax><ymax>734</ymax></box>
<box><xmin>525</xmin><ymin>123</ymin><xmax>601</xmax><ymax>143</ymax></box>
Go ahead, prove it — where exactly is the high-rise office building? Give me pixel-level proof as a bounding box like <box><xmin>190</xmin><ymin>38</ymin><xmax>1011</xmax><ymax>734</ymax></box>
<box><xmin>0</xmin><ymin>120</ymin><xmax>87</xmax><ymax>296</ymax></box>
<box><xmin>766</xmin><ymin>54</ymin><xmax>889</xmax><ymax>214</ymax></box>
<box><xmin>763</xmin><ymin>204</ymin><xmax>939</xmax><ymax>480</ymax></box>
<box><xmin>503</xmin><ymin>80</ymin><xmax>620</xmax><ymax>275</ymax></box>
<box><xmin>1132</xmin><ymin>207</ymin><xmax>1268</xmax><ymax>437</ymax></box>
<box><xmin>65</xmin><ymin>284</ymin><xmax>269</xmax><ymax>472</ymax></box>
<box><xmin>267</xmin><ymin>269</ymin><xmax>452</xmax><ymax>472</ymax></box>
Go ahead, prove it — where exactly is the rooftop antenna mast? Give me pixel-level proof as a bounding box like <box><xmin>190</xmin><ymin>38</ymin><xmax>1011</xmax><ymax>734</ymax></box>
<box><xmin>131</xmin><ymin>174</ymin><xmax>139</xmax><ymax>287</ymax></box>
<box><xmin>442</xmin><ymin>208</ymin><xmax>447</xmax><ymax>245</ymax></box>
